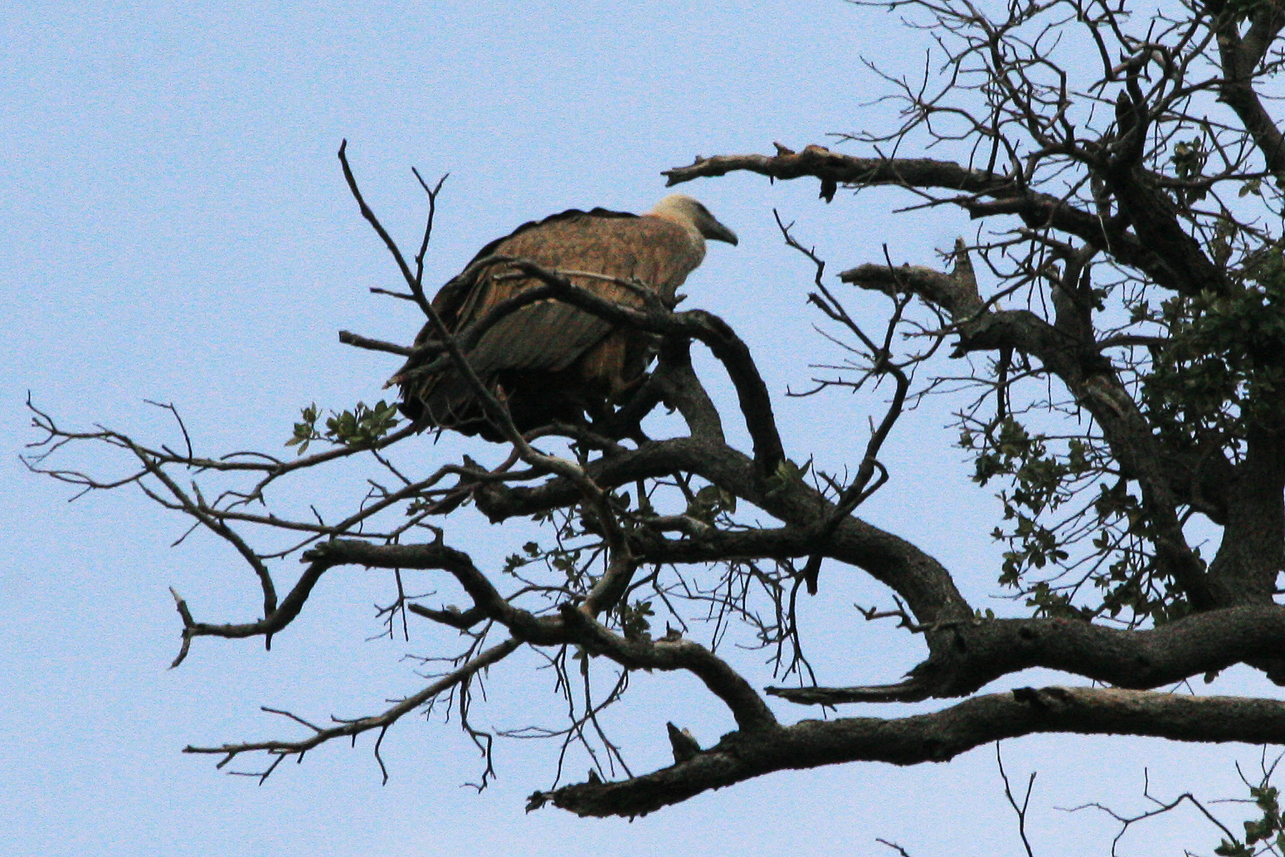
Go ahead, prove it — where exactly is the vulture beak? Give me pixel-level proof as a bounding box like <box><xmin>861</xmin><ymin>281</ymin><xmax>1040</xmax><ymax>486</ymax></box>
<box><xmin>687</xmin><ymin>200</ymin><xmax>737</xmax><ymax>245</ymax></box>
<box><xmin>701</xmin><ymin>216</ymin><xmax>738</xmax><ymax>246</ymax></box>
<box><xmin>653</xmin><ymin>194</ymin><xmax>739</xmax><ymax>246</ymax></box>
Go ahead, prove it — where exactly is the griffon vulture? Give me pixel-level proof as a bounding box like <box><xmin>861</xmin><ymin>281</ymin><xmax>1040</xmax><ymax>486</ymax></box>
<box><xmin>395</xmin><ymin>194</ymin><xmax>737</xmax><ymax>439</ymax></box>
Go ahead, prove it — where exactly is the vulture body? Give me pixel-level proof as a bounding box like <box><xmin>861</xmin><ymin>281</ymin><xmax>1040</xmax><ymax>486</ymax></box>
<box><xmin>396</xmin><ymin>195</ymin><xmax>737</xmax><ymax>439</ymax></box>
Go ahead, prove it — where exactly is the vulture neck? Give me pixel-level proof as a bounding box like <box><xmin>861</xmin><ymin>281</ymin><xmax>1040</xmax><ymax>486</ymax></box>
<box><xmin>646</xmin><ymin>201</ymin><xmax>709</xmax><ymax>261</ymax></box>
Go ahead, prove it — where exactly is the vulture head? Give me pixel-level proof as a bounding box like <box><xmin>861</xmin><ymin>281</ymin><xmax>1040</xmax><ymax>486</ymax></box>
<box><xmin>649</xmin><ymin>194</ymin><xmax>739</xmax><ymax>248</ymax></box>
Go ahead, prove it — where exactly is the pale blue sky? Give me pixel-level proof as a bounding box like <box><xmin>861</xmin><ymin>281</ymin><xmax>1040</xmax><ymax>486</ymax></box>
<box><xmin>3</xmin><ymin>2</ymin><xmax>1273</xmax><ymax>855</ymax></box>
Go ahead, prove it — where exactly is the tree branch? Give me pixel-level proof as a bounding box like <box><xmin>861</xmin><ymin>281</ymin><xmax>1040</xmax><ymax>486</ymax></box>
<box><xmin>533</xmin><ymin>686</ymin><xmax>1285</xmax><ymax>818</ymax></box>
<box><xmin>667</xmin><ymin>147</ymin><xmax>1223</xmax><ymax>297</ymax></box>
<box><xmin>770</xmin><ymin>605</ymin><xmax>1285</xmax><ymax>703</ymax></box>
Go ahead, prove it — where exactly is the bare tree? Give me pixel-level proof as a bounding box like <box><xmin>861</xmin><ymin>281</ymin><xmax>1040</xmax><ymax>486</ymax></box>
<box><xmin>24</xmin><ymin>0</ymin><xmax>1285</xmax><ymax>832</ymax></box>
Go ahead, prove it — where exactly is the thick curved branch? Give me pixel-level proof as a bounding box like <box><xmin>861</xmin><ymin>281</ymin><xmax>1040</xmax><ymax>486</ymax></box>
<box><xmin>642</xmin><ymin>338</ymin><xmax>726</xmax><ymax>443</ymax></box>
<box><xmin>666</xmin><ymin>147</ymin><xmax>1223</xmax><ymax>297</ymax></box>
<box><xmin>666</xmin><ymin>148</ymin><xmax>1137</xmax><ymax>257</ymax></box>
<box><xmin>1205</xmin><ymin>427</ymin><xmax>1285</xmax><ymax>606</ymax></box>
<box><xmin>286</xmin><ymin>542</ymin><xmax>777</xmax><ymax>732</ymax></box>
<box><xmin>770</xmin><ymin>604</ymin><xmax>1285</xmax><ymax>703</ymax></box>
<box><xmin>1211</xmin><ymin>1</ymin><xmax>1285</xmax><ymax>176</ymax></box>
<box><xmin>492</xmin><ymin>261</ymin><xmax>786</xmax><ymax>473</ymax></box>
<box><xmin>558</xmin><ymin>604</ymin><xmax>777</xmax><ymax>734</ymax></box>
<box><xmin>302</xmin><ymin>540</ymin><xmax>562</xmax><ymax>642</ymax></box>
<box><xmin>532</xmin><ymin>686</ymin><xmax>1285</xmax><ymax>818</ymax></box>
<box><xmin>477</xmin><ymin>436</ymin><xmax>972</xmax><ymax>625</ymax></box>
<box><xmin>1104</xmin><ymin>90</ymin><xmax>1229</xmax><ymax>297</ymax></box>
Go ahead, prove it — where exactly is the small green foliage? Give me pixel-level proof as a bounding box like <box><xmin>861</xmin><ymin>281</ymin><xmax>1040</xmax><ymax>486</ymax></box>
<box><xmin>967</xmin><ymin>418</ymin><xmax>1151</xmax><ymax>619</ymax></box>
<box><xmin>635</xmin><ymin>489</ymin><xmax>655</xmax><ymax>517</ymax></box>
<box><xmin>1214</xmin><ymin>839</ymin><xmax>1254</xmax><ymax>857</ymax></box>
<box><xmin>686</xmin><ymin>484</ymin><xmax>737</xmax><ymax>524</ymax></box>
<box><xmin>326</xmin><ymin>400</ymin><xmax>401</xmax><ymax>448</ymax></box>
<box><xmin>550</xmin><ymin>545</ymin><xmax>585</xmax><ymax>585</ymax></box>
<box><xmin>1209</xmin><ymin>221</ymin><xmax>1239</xmax><ymax>267</ymax></box>
<box><xmin>765</xmin><ymin>457</ymin><xmax>812</xmax><ymax>498</ymax></box>
<box><xmin>502</xmin><ymin>541</ymin><xmax>542</xmax><ymax>576</ymax></box>
<box><xmin>1213</xmin><ymin>781</ymin><xmax>1285</xmax><ymax>857</ymax></box>
<box><xmin>1022</xmin><ymin>580</ymin><xmax>1079</xmax><ymax>617</ymax></box>
<box><xmin>1171</xmin><ymin>138</ymin><xmax>1205</xmax><ymax>179</ymax></box>
<box><xmin>503</xmin><ymin>507</ymin><xmax>600</xmax><ymax>597</ymax></box>
<box><xmin>617</xmin><ymin>599</ymin><xmax>654</xmax><ymax>640</ymax></box>
<box><xmin>972</xmin><ymin>419</ymin><xmax>1087</xmax><ymax>516</ymax></box>
<box><xmin>286</xmin><ymin>403</ymin><xmax>321</xmax><ymax>454</ymax></box>
<box><xmin>1143</xmin><ymin>271</ymin><xmax>1285</xmax><ymax>451</ymax></box>
<box><xmin>976</xmin><ymin>420</ymin><xmax>1074</xmax><ymax>603</ymax></box>
<box><xmin>286</xmin><ymin>400</ymin><xmax>401</xmax><ymax>456</ymax></box>
<box><xmin>1245</xmin><ymin>784</ymin><xmax>1284</xmax><ymax>845</ymax></box>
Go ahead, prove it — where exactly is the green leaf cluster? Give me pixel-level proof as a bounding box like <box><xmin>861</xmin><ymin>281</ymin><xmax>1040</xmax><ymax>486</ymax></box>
<box><xmin>969</xmin><ymin>420</ymin><xmax>1079</xmax><ymax>584</ymax></box>
<box><xmin>616</xmin><ymin>599</ymin><xmax>654</xmax><ymax>640</ymax></box>
<box><xmin>765</xmin><ymin>457</ymin><xmax>811</xmax><ymax>498</ymax></box>
<box><xmin>685</xmin><ymin>484</ymin><xmax>737</xmax><ymax>524</ymax></box>
<box><xmin>286</xmin><ymin>400</ymin><xmax>401</xmax><ymax>455</ymax></box>
<box><xmin>964</xmin><ymin>413</ymin><xmax>1195</xmax><ymax>621</ymax></box>
<box><xmin>1215</xmin><ymin>783</ymin><xmax>1285</xmax><ymax>856</ymax></box>
<box><xmin>501</xmin><ymin>507</ymin><xmax>600</xmax><ymax>598</ymax></box>
<box><xmin>1143</xmin><ymin>273</ymin><xmax>1285</xmax><ymax>452</ymax></box>
<box><xmin>1170</xmin><ymin>137</ymin><xmax>1209</xmax><ymax>204</ymax></box>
